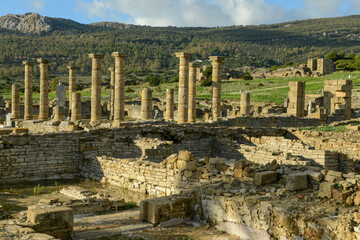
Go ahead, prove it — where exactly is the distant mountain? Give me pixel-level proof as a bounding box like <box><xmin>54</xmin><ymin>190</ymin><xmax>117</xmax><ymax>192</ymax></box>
<box><xmin>0</xmin><ymin>13</ymin><xmax>51</xmax><ymax>33</ymax></box>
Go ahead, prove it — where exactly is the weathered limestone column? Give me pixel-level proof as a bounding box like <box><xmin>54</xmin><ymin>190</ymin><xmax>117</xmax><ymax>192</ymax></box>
<box><xmin>37</xmin><ymin>59</ymin><xmax>49</xmax><ymax>121</ymax></box>
<box><xmin>188</xmin><ymin>62</ymin><xmax>198</xmax><ymax>123</ymax></box>
<box><xmin>240</xmin><ymin>92</ymin><xmax>250</xmax><ymax>116</ymax></box>
<box><xmin>67</xmin><ymin>65</ymin><xmax>77</xmax><ymax>114</ymax></box>
<box><xmin>71</xmin><ymin>92</ymin><xmax>81</xmax><ymax>122</ymax></box>
<box><xmin>23</xmin><ymin>61</ymin><xmax>33</xmax><ymax>120</ymax></box>
<box><xmin>112</xmin><ymin>52</ymin><xmax>127</xmax><ymax>123</ymax></box>
<box><xmin>165</xmin><ymin>88</ymin><xmax>174</xmax><ymax>121</ymax></box>
<box><xmin>175</xmin><ymin>52</ymin><xmax>193</xmax><ymax>123</ymax></box>
<box><xmin>89</xmin><ymin>54</ymin><xmax>104</xmax><ymax>125</ymax></box>
<box><xmin>210</xmin><ymin>56</ymin><xmax>225</xmax><ymax>120</ymax></box>
<box><xmin>288</xmin><ymin>81</ymin><xmax>305</xmax><ymax>117</ymax></box>
<box><xmin>141</xmin><ymin>88</ymin><xmax>152</xmax><ymax>120</ymax></box>
<box><xmin>11</xmin><ymin>84</ymin><xmax>20</xmax><ymax>119</ymax></box>
<box><xmin>108</xmin><ymin>67</ymin><xmax>115</xmax><ymax>120</ymax></box>
<box><xmin>53</xmin><ymin>106</ymin><xmax>64</xmax><ymax>121</ymax></box>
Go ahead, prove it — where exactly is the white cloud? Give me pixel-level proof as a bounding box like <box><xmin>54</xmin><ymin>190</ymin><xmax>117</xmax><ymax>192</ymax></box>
<box><xmin>77</xmin><ymin>0</ymin><xmax>360</xmax><ymax>26</ymax></box>
<box><xmin>29</xmin><ymin>0</ymin><xmax>45</xmax><ymax>11</ymax></box>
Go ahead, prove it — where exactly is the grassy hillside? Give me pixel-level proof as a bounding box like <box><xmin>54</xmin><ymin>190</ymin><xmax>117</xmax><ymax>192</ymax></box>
<box><xmin>0</xmin><ymin>14</ymin><xmax>360</xmax><ymax>79</ymax></box>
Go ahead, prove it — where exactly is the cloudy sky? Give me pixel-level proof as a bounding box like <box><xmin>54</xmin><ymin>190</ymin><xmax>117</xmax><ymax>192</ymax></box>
<box><xmin>2</xmin><ymin>0</ymin><xmax>360</xmax><ymax>26</ymax></box>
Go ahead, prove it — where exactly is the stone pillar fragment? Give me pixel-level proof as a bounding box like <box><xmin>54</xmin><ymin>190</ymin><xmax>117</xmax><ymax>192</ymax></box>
<box><xmin>67</xmin><ymin>66</ymin><xmax>77</xmax><ymax>115</ymax></box>
<box><xmin>287</xmin><ymin>81</ymin><xmax>306</xmax><ymax>117</ymax></box>
<box><xmin>112</xmin><ymin>52</ymin><xmax>127</xmax><ymax>124</ymax></box>
<box><xmin>210</xmin><ymin>56</ymin><xmax>225</xmax><ymax>120</ymax></box>
<box><xmin>188</xmin><ymin>62</ymin><xmax>198</xmax><ymax>123</ymax></box>
<box><xmin>11</xmin><ymin>84</ymin><xmax>20</xmax><ymax>119</ymax></box>
<box><xmin>23</xmin><ymin>61</ymin><xmax>33</xmax><ymax>120</ymax></box>
<box><xmin>141</xmin><ymin>88</ymin><xmax>152</xmax><ymax>120</ymax></box>
<box><xmin>53</xmin><ymin>106</ymin><xmax>64</xmax><ymax>121</ymax></box>
<box><xmin>176</xmin><ymin>52</ymin><xmax>193</xmax><ymax>123</ymax></box>
<box><xmin>71</xmin><ymin>92</ymin><xmax>81</xmax><ymax>122</ymax></box>
<box><xmin>89</xmin><ymin>54</ymin><xmax>104</xmax><ymax>125</ymax></box>
<box><xmin>108</xmin><ymin>67</ymin><xmax>115</xmax><ymax>120</ymax></box>
<box><xmin>240</xmin><ymin>92</ymin><xmax>250</xmax><ymax>116</ymax></box>
<box><xmin>165</xmin><ymin>88</ymin><xmax>174</xmax><ymax>121</ymax></box>
<box><xmin>37</xmin><ymin>59</ymin><xmax>50</xmax><ymax>121</ymax></box>
<box><xmin>324</xmin><ymin>80</ymin><xmax>352</xmax><ymax>120</ymax></box>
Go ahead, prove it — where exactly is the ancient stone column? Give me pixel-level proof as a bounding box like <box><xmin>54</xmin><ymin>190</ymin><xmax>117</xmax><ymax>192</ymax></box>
<box><xmin>240</xmin><ymin>92</ymin><xmax>250</xmax><ymax>116</ymax></box>
<box><xmin>53</xmin><ymin>106</ymin><xmax>64</xmax><ymax>121</ymax></box>
<box><xmin>11</xmin><ymin>84</ymin><xmax>20</xmax><ymax>119</ymax></box>
<box><xmin>141</xmin><ymin>88</ymin><xmax>152</xmax><ymax>120</ymax></box>
<box><xmin>188</xmin><ymin>62</ymin><xmax>198</xmax><ymax>123</ymax></box>
<box><xmin>89</xmin><ymin>54</ymin><xmax>104</xmax><ymax>125</ymax></box>
<box><xmin>288</xmin><ymin>81</ymin><xmax>305</xmax><ymax>117</ymax></box>
<box><xmin>108</xmin><ymin>67</ymin><xmax>115</xmax><ymax>120</ymax></box>
<box><xmin>71</xmin><ymin>92</ymin><xmax>81</xmax><ymax>122</ymax></box>
<box><xmin>23</xmin><ymin>61</ymin><xmax>33</xmax><ymax>120</ymax></box>
<box><xmin>210</xmin><ymin>56</ymin><xmax>225</xmax><ymax>120</ymax></box>
<box><xmin>67</xmin><ymin>65</ymin><xmax>77</xmax><ymax>115</ymax></box>
<box><xmin>175</xmin><ymin>52</ymin><xmax>193</xmax><ymax>123</ymax></box>
<box><xmin>112</xmin><ymin>52</ymin><xmax>127</xmax><ymax>123</ymax></box>
<box><xmin>165</xmin><ymin>88</ymin><xmax>174</xmax><ymax>121</ymax></box>
<box><xmin>37</xmin><ymin>59</ymin><xmax>49</xmax><ymax>121</ymax></box>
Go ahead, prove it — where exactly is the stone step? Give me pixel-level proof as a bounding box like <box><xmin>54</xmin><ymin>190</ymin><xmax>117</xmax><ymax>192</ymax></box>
<box><xmin>73</xmin><ymin>222</ymin><xmax>154</xmax><ymax>240</ymax></box>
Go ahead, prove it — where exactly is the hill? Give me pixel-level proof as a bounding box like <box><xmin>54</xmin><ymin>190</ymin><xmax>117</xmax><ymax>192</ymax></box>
<box><xmin>0</xmin><ymin>13</ymin><xmax>360</xmax><ymax>78</ymax></box>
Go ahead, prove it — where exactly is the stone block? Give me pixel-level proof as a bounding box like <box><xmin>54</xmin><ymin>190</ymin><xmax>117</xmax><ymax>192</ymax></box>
<box><xmin>286</xmin><ymin>173</ymin><xmax>307</xmax><ymax>191</ymax></box>
<box><xmin>318</xmin><ymin>182</ymin><xmax>335</xmax><ymax>198</ymax></box>
<box><xmin>216</xmin><ymin>222</ymin><xmax>270</xmax><ymax>240</ymax></box>
<box><xmin>234</xmin><ymin>169</ymin><xmax>243</xmax><ymax>178</ymax></box>
<box><xmin>178</xmin><ymin>151</ymin><xmax>194</xmax><ymax>162</ymax></box>
<box><xmin>304</xmin><ymin>169</ymin><xmax>323</xmax><ymax>182</ymax></box>
<box><xmin>27</xmin><ymin>204</ymin><xmax>73</xmax><ymax>240</ymax></box>
<box><xmin>254</xmin><ymin>171</ymin><xmax>277</xmax><ymax>186</ymax></box>
<box><xmin>332</xmin><ymin>189</ymin><xmax>352</xmax><ymax>203</ymax></box>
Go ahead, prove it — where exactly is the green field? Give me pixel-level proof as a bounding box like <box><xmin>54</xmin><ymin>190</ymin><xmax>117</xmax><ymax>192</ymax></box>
<box><xmin>2</xmin><ymin>71</ymin><xmax>360</xmax><ymax>105</ymax></box>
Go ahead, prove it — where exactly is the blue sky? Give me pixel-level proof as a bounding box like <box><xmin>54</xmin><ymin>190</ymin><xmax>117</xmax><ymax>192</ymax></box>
<box><xmin>1</xmin><ymin>0</ymin><xmax>359</xmax><ymax>26</ymax></box>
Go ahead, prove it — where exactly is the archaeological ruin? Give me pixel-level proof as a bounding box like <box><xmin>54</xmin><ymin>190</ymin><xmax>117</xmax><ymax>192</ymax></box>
<box><xmin>1</xmin><ymin>52</ymin><xmax>360</xmax><ymax>240</ymax></box>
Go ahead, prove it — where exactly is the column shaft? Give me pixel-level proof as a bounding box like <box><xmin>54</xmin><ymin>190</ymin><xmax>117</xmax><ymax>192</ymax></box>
<box><xmin>240</xmin><ymin>92</ymin><xmax>250</xmax><ymax>116</ymax></box>
<box><xmin>108</xmin><ymin>67</ymin><xmax>115</xmax><ymax>120</ymax></box>
<box><xmin>175</xmin><ymin>52</ymin><xmax>193</xmax><ymax>123</ymax></box>
<box><xmin>188</xmin><ymin>62</ymin><xmax>198</xmax><ymax>123</ymax></box>
<box><xmin>11</xmin><ymin>84</ymin><xmax>20</xmax><ymax>119</ymax></box>
<box><xmin>71</xmin><ymin>92</ymin><xmax>81</xmax><ymax>122</ymax></box>
<box><xmin>67</xmin><ymin>66</ymin><xmax>77</xmax><ymax>115</ymax></box>
<box><xmin>112</xmin><ymin>52</ymin><xmax>127</xmax><ymax>123</ymax></box>
<box><xmin>38</xmin><ymin>59</ymin><xmax>49</xmax><ymax>120</ymax></box>
<box><xmin>141</xmin><ymin>88</ymin><xmax>152</xmax><ymax>120</ymax></box>
<box><xmin>210</xmin><ymin>56</ymin><xmax>225</xmax><ymax>120</ymax></box>
<box><xmin>89</xmin><ymin>54</ymin><xmax>104</xmax><ymax>125</ymax></box>
<box><xmin>165</xmin><ymin>88</ymin><xmax>174</xmax><ymax>121</ymax></box>
<box><xmin>23</xmin><ymin>61</ymin><xmax>33</xmax><ymax>120</ymax></box>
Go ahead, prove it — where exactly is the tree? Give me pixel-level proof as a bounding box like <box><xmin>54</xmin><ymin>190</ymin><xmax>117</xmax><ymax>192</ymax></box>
<box><xmin>49</xmin><ymin>78</ymin><xmax>60</xmax><ymax>92</ymax></box>
<box><xmin>149</xmin><ymin>75</ymin><xmax>161</xmax><ymax>87</ymax></box>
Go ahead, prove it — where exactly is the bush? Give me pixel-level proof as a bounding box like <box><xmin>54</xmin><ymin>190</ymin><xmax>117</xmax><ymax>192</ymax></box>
<box><xmin>200</xmin><ymin>77</ymin><xmax>212</xmax><ymax>87</ymax></box>
<box><xmin>49</xmin><ymin>78</ymin><xmax>60</xmax><ymax>92</ymax></box>
<box><xmin>125</xmin><ymin>87</ymin><xmax>135</xmax><ymax>93</ymax></box>
<box><xmin>243</xmin><ymin>72</ymin><xmax>253</xmax><ymax>80</ymax></box>
<box><xmin>75</xmin><ymin>83</ymin><xmax>84</xmax><ymax>91</ymax></box>
<box><xmin>149</xmin><ymin>75</ymin><xmax>161</xmax><ymax>87</ymax></box>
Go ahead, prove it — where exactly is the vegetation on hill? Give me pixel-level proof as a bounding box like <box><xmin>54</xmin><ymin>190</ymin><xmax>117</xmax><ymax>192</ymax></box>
<box><xmin>0</xmin><ymin>14</ymin><xmax>360</xmax><ymax>80</ymax></box>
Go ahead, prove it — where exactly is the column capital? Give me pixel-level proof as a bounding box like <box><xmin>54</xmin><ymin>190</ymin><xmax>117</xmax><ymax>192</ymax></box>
<box><xmin>189</xmin><ymin>62</ymin><xmax>199</xmax><ymax>68</ymax></box>
<box><xmin>89</xmin><ymin>54</ymin><xmax>104</xmax><ymax>59</ymax></box>
<box><xmin>37</xmin><ymin>58</ymin><xmax>49</xmax><ymax>64</ymax></box>
<box><xmin>209</xmin><ymin>56</ymin><xmax>225</xmax><ymax>63</ymax></box>
<box><xmin>112</xmin><ymin>52</ymin><xmax>127</xmax><ymax>58</ymax></box>
<box><xmin>67</xmin><ymin>65</ymin><xmax>77</xmax><ymax>70</ymax></box>
<box><xmin>175</xmin><ymin>52</ymin><xmax>193</xmax><ymax>59</ymax></box>
<box><xmin>22</xmin><ymin>61</ymin><xmax>33</xmax><ymax>65</ymax></box>
<box><xmin>108</xmin><ymin>67</ymin><xmax>115</xmax><ymax>72</ymax></box>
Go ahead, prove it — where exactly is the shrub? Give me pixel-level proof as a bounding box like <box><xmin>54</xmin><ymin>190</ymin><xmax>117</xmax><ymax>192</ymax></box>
<box><xmin>200</xmin><ymin>77</ymin><xmax>212</xmax><ymax>87</ymax></box>
<box><xmin>243</xmin><ymin>72</ymin><xmax>253</xmax><ymax>80</ymax></box>
<box><xmin>149</xmin><ymin>75</ymin><xmax>161</xmax><ymax>87</ymax></box>
<box><xmin>125</xmin><ymin>87</ymin><xmax>135</xmax><ymax>93</ymax></box>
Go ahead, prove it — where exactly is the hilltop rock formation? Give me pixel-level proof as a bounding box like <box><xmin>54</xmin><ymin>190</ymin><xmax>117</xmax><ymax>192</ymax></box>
<box><xmin>0</xmin><ymin>13</ymin><xmax>51</xmax><ymax>33</ymax></box>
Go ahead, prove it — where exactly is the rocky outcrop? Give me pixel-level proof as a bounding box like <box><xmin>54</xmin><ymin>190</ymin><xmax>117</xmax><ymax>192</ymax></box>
<box><xmin>0</xmin><ymin>13</ymin><xmax>51</xmax><ymax>33</ymax></box>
